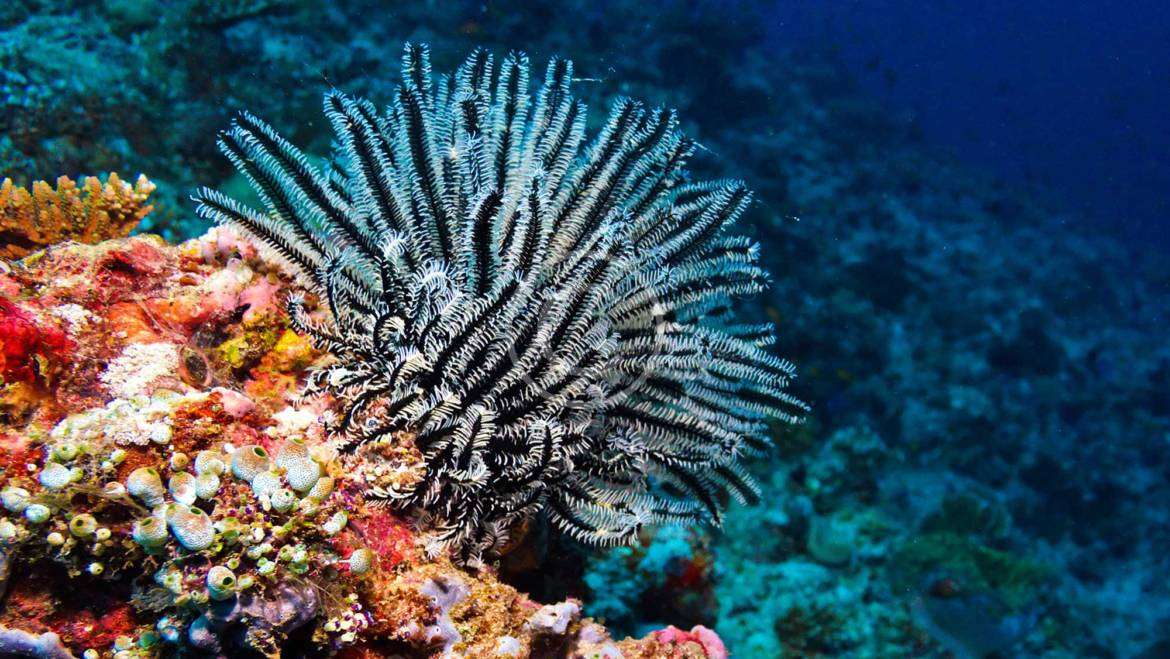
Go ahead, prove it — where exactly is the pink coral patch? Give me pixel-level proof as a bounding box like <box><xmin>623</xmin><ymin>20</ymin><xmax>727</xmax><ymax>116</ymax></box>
<box><xmin>653</xmin><ymin>625</ymin><xmax>729</xmax><ymax>659</ymax></box>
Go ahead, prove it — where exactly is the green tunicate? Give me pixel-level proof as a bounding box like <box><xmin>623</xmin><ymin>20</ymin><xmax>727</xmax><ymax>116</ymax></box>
<box><xmin>69</xmin><ymin>513</ymin><xmax>98</xmax><ymax>538</ymax></box>
<box><xmin>133</xmin><ymin>516</ymin><xmax>169</xmax><ymax>549</ymax></box>
<box><xmin>206</xmin><ymin>565</ymin><xmax>237</xmax><ymax>600</ymax></box>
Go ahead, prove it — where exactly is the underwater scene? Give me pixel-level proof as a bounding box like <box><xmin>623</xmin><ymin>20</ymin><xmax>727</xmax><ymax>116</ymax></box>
<box><xmin>0</xmin><ymin>1</ymin><xmax>1166</xmax><ymax>657</ymax></box>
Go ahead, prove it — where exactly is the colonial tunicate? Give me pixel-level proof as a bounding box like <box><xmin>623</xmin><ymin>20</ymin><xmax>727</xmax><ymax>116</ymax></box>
<box><xmin>69</xmin><ymin>513</ymin><xmax>98</xmax><ymax>538</ymax></box>
<box><xmin>195</xmin><ymin>473</ymin><xmax>220</xmax><ymax>499</ymax></box>
<box><xmin>231</xmin><ymin>445</ymin><xmax>271</xmax><ymax>482</ymax></box>
<box><xmin>323</xmin><ymin>511</ymin><xmax>347</xmax><ymax>535</ymax></box>
<box><xmin>168</xmin><ymin>504</ymin><xmax>215</xmax><ymax>551</ymax></box>
<box><xmin>169</xmin><ymin>472</ymin><xmax>198</xmax><ymax>505</ymax></box>
<box><xmin>51</xmin><ymin>443</ymin><xmax>79</xmax><ymax>462</ymax></box>
<box><xmin>277</xmin><ymin>439</ymin><xmax>322</xmax><ymax>492</ymax></box>
<box><xmin>206</xmin><ymin>565</ymin><xmax>237</xmax><ymax>600</ymax></box>
<box><xmin>25</xmin><ymin>504</ymin><xmax>51</xmax><ymax>524</ymax></box>
<box><xmin>348</xmin><ymin>548</ymin><xmax>375</xmax><ymax>575</ymax></box>
<box><xmin>39</xmin><ymin>462</ymin><xmax>74</xmax><ymax>490</ymax></box>
<box><xmin>132</xmin><ymin>516</ymin><xmax>169</xmax><ymax>549</ymax></box>
<box><xmin>251</xmin><ymin>470</ymin><xmax>283</xmax><ymax>499</ymax></box>
<box><xmin>270</xmin><ymin>488</ymin><xmax>296</xmax><ymax>512</ymax></box>
<box><xmin>307</xmin><ymin>476</ymin><xmax>334</xmax><ymax>501</ymax></box>
<box><xmin>194</xmin><ymin>450</ymin><xmax>226</xmax><ymax>476</ymax></box>
<box><xmin>127</xmin><ymin>467</ymin><xmax>166</xmax><ymax>507</ymax></box>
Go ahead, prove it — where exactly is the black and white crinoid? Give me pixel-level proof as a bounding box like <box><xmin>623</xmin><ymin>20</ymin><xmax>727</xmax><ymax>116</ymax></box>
<box><xmin>194</xmin><ymin>44</ymin><xmax>807</xmax><ymax>562</ymax></box>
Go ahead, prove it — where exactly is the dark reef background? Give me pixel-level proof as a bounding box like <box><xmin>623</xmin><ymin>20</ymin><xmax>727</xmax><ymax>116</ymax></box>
<box><xmin>3</xmin><ymin>1</ymin><xmax>1167</xmax><ymax>656</ymax></box>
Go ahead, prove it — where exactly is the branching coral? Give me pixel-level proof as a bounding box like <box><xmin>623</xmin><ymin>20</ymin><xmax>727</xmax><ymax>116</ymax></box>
<box><xmin>0</xmin><ymin>173</ymin><xmax>155</xmax><ymax>259</ymax></box>
<box><xmin>194</xmin><ymin>43</ymin><xmax>807</xmax><ymax>562</ymax></box>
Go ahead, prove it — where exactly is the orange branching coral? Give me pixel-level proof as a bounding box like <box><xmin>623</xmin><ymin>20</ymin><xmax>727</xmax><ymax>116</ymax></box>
<box><xmin>0</xmin><ymin>173</ymin><xmax>156</xmax><ymax>259</ymax></box>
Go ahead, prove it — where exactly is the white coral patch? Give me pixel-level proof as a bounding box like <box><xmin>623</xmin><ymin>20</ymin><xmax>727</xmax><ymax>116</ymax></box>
<box><xmin>100</xmin><ymin>342</ymin><xmax>181</xmax><ymax>398</ymax></box>
<box><xmin>49</xmin><ymin>391</ymin><xmax>205</xmax><ymax>448</ymax></box>
<box><xmin>50</xmin><ymin>303</ymin><xmax>95</xmax><ymax>330</ymax></box>
<box><xmin>494</xmin><ymin>636</ymin><xmax>523</xmax><ymax>656</ymax></box>
<box><xmin>271</xmin><ymin>406</ymin><xmax>319</xmax><ymax>434</ymax></box>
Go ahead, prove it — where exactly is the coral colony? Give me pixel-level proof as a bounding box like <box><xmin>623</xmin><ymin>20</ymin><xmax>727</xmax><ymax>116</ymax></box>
<box><xmin>0</xmin><ymin>44</ymin><xmax>792</xmax><ymax>657</ymax></box>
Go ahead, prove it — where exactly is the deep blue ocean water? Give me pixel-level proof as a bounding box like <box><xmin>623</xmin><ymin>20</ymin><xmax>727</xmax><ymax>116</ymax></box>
<box><xmin>764</xmin><ymin>0</ymin><xmax>1170</xmax><ymax>250</ymax></box>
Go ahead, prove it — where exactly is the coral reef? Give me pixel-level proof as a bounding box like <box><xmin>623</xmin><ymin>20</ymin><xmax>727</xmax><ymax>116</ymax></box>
<box><xmin>0</xmin><ymin>173</ymin><xmax>154</xmax><ymax>259</ymax></box>
<box><xmin>0</xmin><ymin>228</ymin><xmax>730</xmax><ymax>657</ymax></box>
<box><xmin>3</xmin><ymin>1</ymin><xmax>1169</xmax><ymax>655</ymax></box>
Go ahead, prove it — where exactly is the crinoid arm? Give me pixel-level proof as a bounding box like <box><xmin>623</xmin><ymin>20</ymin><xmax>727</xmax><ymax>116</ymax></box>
<box><xmin>193</xmin><ymin>43</ymin><xmax>807</xmax><ymax>562</ymax></box>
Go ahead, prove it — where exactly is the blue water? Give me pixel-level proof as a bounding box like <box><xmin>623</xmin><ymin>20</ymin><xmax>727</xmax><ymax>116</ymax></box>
<box><xmin>765</xmin><ymin>0</ymin><xmax>1170</xmax><ymax>248</ymax></box>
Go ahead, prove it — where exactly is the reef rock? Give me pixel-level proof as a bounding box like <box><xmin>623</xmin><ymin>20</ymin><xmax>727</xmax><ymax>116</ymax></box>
<box><xmin>0</xmin><ymin>229</ymin><xmax>727</xmax><ymax>657</ymax></box>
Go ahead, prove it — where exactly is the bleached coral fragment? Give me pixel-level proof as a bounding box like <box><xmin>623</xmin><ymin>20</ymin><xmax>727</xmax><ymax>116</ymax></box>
<box><xmin>271</xmin><ymin>406</ymin><xmax>318</xmax><ymax>434</ymax></box>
